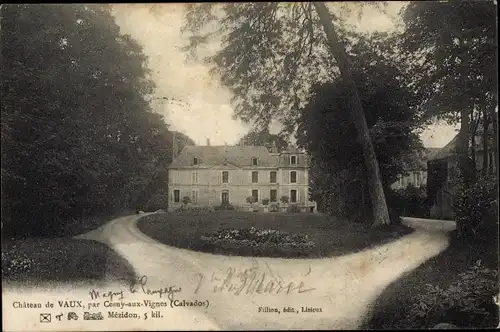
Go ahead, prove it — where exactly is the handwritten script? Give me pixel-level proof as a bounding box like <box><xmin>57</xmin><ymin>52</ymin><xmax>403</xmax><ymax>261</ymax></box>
<box><xmin>195</xmin><ymin>262</ymin><xmax>315</xmax><ymax>295</ymax></box>
<box><xmin>88</xmin><ymin>275</ymin><xmax>181</xmax><ymax>302</ymax></box>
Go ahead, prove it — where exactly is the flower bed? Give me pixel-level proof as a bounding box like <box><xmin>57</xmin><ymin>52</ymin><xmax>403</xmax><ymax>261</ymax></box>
<box><xmin>200</xmin><ymin>227</ymin><xmax>315</xmax><ymax>257</ymax></box>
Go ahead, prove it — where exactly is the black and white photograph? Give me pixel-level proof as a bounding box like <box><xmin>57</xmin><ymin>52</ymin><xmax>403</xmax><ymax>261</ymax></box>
<box><xmin>1</xmin><ymin>2</ymin><xmax>498</xmax><ymax>331</ymax></box>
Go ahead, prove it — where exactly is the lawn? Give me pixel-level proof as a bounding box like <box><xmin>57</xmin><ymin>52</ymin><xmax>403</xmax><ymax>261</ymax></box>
<box><xmin>363</xmin><ymin>232</ymin><xmax>499</xmax><ymax>329</ymax></box>
<box><xmin>2</xmin><ymin>211</ymin><xmax>137</xmax><ymax>287</ymax></box>
<box><xmin>137</xmin><ymin>211</ymin><xmax>413</xmax><ymax>258</ymax></box>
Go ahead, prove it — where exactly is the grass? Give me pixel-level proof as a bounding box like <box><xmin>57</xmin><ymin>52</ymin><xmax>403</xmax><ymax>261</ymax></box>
<box><xmin>363</xmin><ymin>232</ymin><xmax>499</xmax><ymax>329</ymax></box>
<box><xmin>137</xmin><ymin>211</ymin><xmax>413</xmax><ymax>258</ymax></box>
<box><xmin>2</xmin><ymin>211</ymin><xmax>137</xmax><ymax>287</ymax></box>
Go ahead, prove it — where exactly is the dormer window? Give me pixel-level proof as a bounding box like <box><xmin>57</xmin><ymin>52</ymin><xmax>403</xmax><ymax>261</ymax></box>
<box><xmin>193</xmin><ymin>157</ymin><xmax>198</xmax><ymax>165</ymax></box>
<box><xmin>251</xmin><ymin>157</ymin><xmax>258</xmax><ymax>166</ymax></box>
<box><xmin>290</xmin><ymin>155</ymin><xmax>297</xmax><ymax>165</ymax></box>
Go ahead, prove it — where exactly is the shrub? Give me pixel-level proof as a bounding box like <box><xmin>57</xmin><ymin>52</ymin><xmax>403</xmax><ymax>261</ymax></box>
<box><xmin>181</xmin><ymin>196</ymin><xmax>191</xmax><ymax>206</ymax></box>
<box><xmin>214</xmin><ymin>202</ymin><xmax>235</xmax><ymax>211</ymax></box>
<box><xmin>143</xmin><ymin>189</ymin><xmax>168</xmax><ymax>212</ymax></box>
<box><xmin>280</xmin><ymin>196</ymin><xmax>289</xmax><ymax>204</ymax></box>
<box><xmin>453</xmin><ymin>173</ymin><xmax>498</xmax><ymax>246</ymax></box>
<box><xmin>262</xmin><ymin>198</ymin><xmax>270</xmax><ymax>206</ymax></box>
<box><xmin>1</xmin><ymin>246</ymin><xmax>35</xmax><ymax>278</ymax></box>
<box><xmin>386</xmin><ymin>184</ymin><xmax>430</xmax><ymax>219</ymax></box>
<box><xmin>200</xmin><ymin>227</ymin><xmax>315</xmax><ymax>250</ymax></box>
<box><xmin>269</xmin><ymin>203</ymin><xmax>279</xmax><ymax>212</ymax></box>
<box><xmin>287</xmin><ymin>204</ymin><xmax>301</xmax><ymax>213</ymax></box>
<box><xmin>176</xmin><ymin>206</ymin><xmax>214</xmax><ymax>213</ymax></box>
<box><xmin>402</xmin><ymin>260</ymin><xmax>498</xmax><ymax>329</ymax></box>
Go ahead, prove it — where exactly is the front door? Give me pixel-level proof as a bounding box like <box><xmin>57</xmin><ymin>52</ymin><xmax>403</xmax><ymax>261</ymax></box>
<box><xmin>222</xmin><ymin>191</ymin><xmax>229</xmax><ymax>204</ymax></box>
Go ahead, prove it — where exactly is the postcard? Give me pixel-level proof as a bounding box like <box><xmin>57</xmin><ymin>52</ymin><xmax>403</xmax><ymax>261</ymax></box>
<box><xmin>2</xmin><ymin>2</ymin><xmax>498</xmax><ymax>331</ymax></box>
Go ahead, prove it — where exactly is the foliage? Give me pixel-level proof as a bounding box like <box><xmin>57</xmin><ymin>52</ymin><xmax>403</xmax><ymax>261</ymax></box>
<box><xmin>214</xmin><ymin>202</ymin><xmax>235</xmax><ymax>211</ymax></box>
<box><xmin>386</xmin><ymin>184</ymin><xmax>430</xmax><ymax>219</ymax></box>
<box><xmin>269</xmin><ymin>203</ymin><xmax>279</xmax><ymax>212</ymax></box>
<box><xmin>239</xmin><ymin>128</ymin><xmax>289</xmax><ymax>152</ymax></box>
<box><xmin>0</xmin><ymin>5</ymin><xmax>192</xmax><ymax>237</ymax></box>
<box><xmin>401</xmin><ymin>1</ymin><xmax>497</xmax><ymax>125</ymax></box>
<box><xmin>200</xmin><ymin>226</ymin><xmax>315</xmax><ymax>249</ymax></box>
<box><xmin>287</xmin><ymin>204</ymin><xmax>301</xmax><ymax>213</ymax></box>
<box><xmin>402</xmin><ymin>260</ymin><xmax>498</xmax><ymax>329</ymax></box>
<box><xmin>176</xmin><ymin>206</ymin><xmax>214</xmax><ymax>213</ymax></box>
<box><xmin>261</xmin><ymin>198</ymin><xmax>270</xmax><ymax>206</ymax></box>
<box><xmin>401</xmin><ymin>1</ymin><xmax>498</xmax><ymax>181</ymax></box>
<box><xmin>296</xmin><ymin>32</ymin><xmax>425</xmax><ymax>222</ymax></box>
<box><xmin>1</xmin><ymin>249</ymin><xmax>35</xmax><ymax>276</ymax></box>
<box><xmin>453</xmin><ymin>173</ymin><xmax>499</xmax><ymax>246</ymax></box>
<box><xmin>280</xmin><ymin>196</ymin><xmax>289</xmax><ymax>204</ymax></box>
<box><xmin>246</xmin><ymin>196</ymin><xmax>256</xmax><ymax>205</ymax></box>
<box><xmin>181</xmin><ymin>196</ymin><xmax>192</xmax><ymax>206</ymax></box>
<box><xmin>183</xmin><ymin>3</ymin><xmax>393</xmax><ymax>226</ymax></box>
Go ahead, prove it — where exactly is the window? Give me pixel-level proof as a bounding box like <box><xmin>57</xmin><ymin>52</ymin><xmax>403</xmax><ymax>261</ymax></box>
<box><xmin>173</xmin><ymin>190</ymin><xmax>180</xmax><ymax>203</ymax></box>
<box><xmin>290</xmin><ymin>189</ymin><xmax>297</xmax><ymax>203</ymax></box>
<box><xmin>222</xmin><ymin>171</ymin><xmax>229</xmax><ymax>183</ymax></box>
<box><xmin>415</xmin><ymin>172</ymin><xmax>421</xmax><ymax>185</ymax></box>
<box><xmin>191</xmin><ymin>190</ymin><xmax>198</xmax><ymax>203</ymax></box>
<box><xmin>222</xmin><ymin>191</ymin><xmax>229</xmax><ymax>204</ymax></box>
<box><xmin>290</xmin><ymin>155</ymin><xmax>297</xmax><ymax>165</ymax></box>
<box><xmin>192</xmin><ymin>172</ymin><xmax>198</xmax><ymax>184</ymax></box>
<box><xmin>252</xmin><ymin>189</ymin><xmax>259</xmax><ymax>202</ymax></box>
<box><xmin>290</xmin><ymin>171</ymin><xmax>297</xmax><ymax>183</ymax></box>
<box><xmin>270</xmin><ymin>171</ymin><xmax>277</xmax><ymax>183</ymax></box>
<box><xmin>270</xmin><ymin>189</ymin><xmax>277</xmax><ymax>203</ymax></box>
<box><xmin>252</xmin><ymin>157</ymin><xmax>258</xmax><ymax>166</ymax></box>
<box><xmin>252</xmin><ymin>171</ymin><xmax>258</xmax><ymax>183</ymax></box>
<box><xmin>193</xmin><ymin>157</ymin><xmax>198</xmax><ymax>165</ymax></box>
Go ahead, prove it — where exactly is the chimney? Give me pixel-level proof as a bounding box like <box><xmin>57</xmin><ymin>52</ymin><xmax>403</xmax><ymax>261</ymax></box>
<box><xmin>271</xmin><ymin>141</ymin><xmax>278</xmax><ymax>154</ymax></box>
<box><xmin>206</xmin><ymin>138</ymin><xmax>210</xmax><ymax>146</ymax></box>
<box><xmin>172</xmin><ymin>131</ymin><xmax>177</xmax><ymax>160</ymax></box>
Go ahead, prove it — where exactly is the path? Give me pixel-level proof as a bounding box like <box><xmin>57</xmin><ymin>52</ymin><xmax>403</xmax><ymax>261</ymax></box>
<box><xmin>77</xmin><ymin>214</ymin><xmax>454</xmax><ymax>330</ymax></box>
<box><xmin>2</xmin><ymin>215</ymin><xmax>455</xmax><ymax>331</ymax></box>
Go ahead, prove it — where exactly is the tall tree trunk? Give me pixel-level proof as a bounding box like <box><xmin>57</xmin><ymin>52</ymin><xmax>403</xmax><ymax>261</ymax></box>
<box><xmin>313</xmin><ymin>2</ymin><xmax>390</xmax><ymax>226</ymax></box>
<box><xmin>458</xmin><ymin>108</ymin><xmax>471</xmax><ymax>186</ymax></box>
<box><xmin>482</xmin><ymin>110</ymin><xmax>490</xmax><ymax>176</ymax></box>
<box><xmin>490</xmin><ymin>107</ymin><xmax>499</xmax><ymax>174</ymax></box>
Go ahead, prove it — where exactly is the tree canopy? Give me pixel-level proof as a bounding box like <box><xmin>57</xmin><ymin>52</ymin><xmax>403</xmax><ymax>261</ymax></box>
<box><xmin>296</xmin><ymin>31</ymin><xmax>424</xmax><ymax>221</ymax></box>
<box><xmin>1</xmin><ymin>4</ymin><xmax>189</xmax><ymax>236</ymax></box>
<box><xmin>238</xmin><ymin>129</ymin><xmax>289</xmax><ymax>152</ymax></box>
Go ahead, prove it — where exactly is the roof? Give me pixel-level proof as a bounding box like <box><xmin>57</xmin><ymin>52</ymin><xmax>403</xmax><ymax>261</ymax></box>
<box><xmin>428</xmin><ymin>135</ymin><xmax>459</xmax><ymax>161</ymax></box>
<box><xmin>169</xmin><ymin>145</ymin><xmax>281</xmax><ymax>168</ymax></box>
<box><xmin>402</xmin><ymin>147</ymin><xmax>443</xmax><ymax>170</ymax></box>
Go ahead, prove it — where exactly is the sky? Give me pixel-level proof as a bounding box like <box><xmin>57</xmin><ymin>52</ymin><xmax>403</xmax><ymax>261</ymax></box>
<box><xmin>112</xmin><ymin>3</ymin><xmax>459</xmax><ymax>148</ymax></box>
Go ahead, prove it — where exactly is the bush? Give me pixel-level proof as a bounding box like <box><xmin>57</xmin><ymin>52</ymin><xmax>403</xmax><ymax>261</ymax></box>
<box><xmin>386</xmin><ymin>184</ymin><xmax>430</xmax><ymax>219</ymax></box>
<box><xmin>200</xmin><ymin>227</ymin><xmax>315</xmax><ymax>252</ymax></box>
<box><xmin>280</xmin><ymin>196</ymin><xmax>289</xmax><ymax>204</ymax></box>
<box><xmin>214</xmin><ymin>202</ymin><xmax>235</xmax><ymax>211</ymax></box>
<box><xmin>287</xmin><ymin>204</ymin><xmax>301</xmax><ymax>213</ymax></box>
<box><xmin>453</xmin><ymin>173</ymin><xmax>498</xmax><ymax>246</ymax></box>
<box><xmin>262</xmin><ymin>198</ymin><xmax>270</xmax><ymax>206</ymax></box>
<box><xmin>143</xmin><ymin>189</ymin><xmax>168</xmax><ymax>212</ymax></box>
<box><xmin>1</xmin><ymin>247</ymin><xmax>35</xmax><ymax>277</ymax></box>
<box><xmin>269</xmin><ymin>203</ymin><xmax>279</xmax><ymax>212</ymax></box>
<box><xmin>176</xmin><ymin>206</ymin><xmax>214</xmax><ymax>213</ymax></box>
<box><xmin>401</xmin><ymin>260</ymin><xmax>498</xmax><ymax>329</ymax></box>
<box><xmin>181</xmin><ymin>196</ymin><xmax>191</xmax><ymax>206</ymax></box>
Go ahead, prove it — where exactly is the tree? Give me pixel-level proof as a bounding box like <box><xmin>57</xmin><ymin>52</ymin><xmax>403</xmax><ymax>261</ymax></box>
<box><xmin>182</xmin><ymin>196</ymin><xmax>192</xmax><ymax>207</ymax></box>
<box><xmin>238</xmin><ymin>128</ymin><xmax>289</xmax><ymax>152</ymax></box>
<box><xmin>296</xmin><ymin>31</ymin><xmax>424</xmax><ymax>222</ymax></box>
<box><xmin>183</xmin><ymin>2</ymin><xmax>391</xmax><ymax>225</ymax></box>
<box><xmin>0</xmin><ymin>4</ymin><xmax>184</xmax><ymax>236</ymax></box>
<box><xmin>401</xmin><ymin>1</ymin><xmax>497</xmax><ymax>184</ymax></box>
<box><xmin>246</xmin><ymin>196</ymin><xmax>256</xmax><ymax>211</ymax></box>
